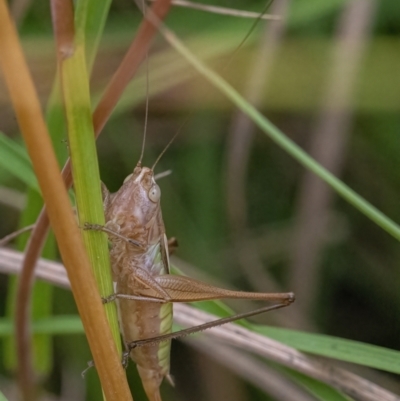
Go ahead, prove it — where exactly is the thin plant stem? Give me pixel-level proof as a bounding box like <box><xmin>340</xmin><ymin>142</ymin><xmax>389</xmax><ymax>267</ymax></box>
<box><xmin>0</xmin><ymin>2</ymin><xmax>133</xmax><ymax>400</ymax></box>
<box><xmin>146</xmin><ymin>13</ymin><xmax>400</xmax><ymax>242</ymax></box>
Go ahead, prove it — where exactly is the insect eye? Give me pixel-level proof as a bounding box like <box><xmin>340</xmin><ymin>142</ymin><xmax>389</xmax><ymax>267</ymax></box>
<box><xmin>123</xmin><ymin>174</ymin><xmax>133</xmax><ymax>183</ymax></box>
<box><xmin>148</xmin><ymin>184</ymin><xmax>161</xmax><ymax>203</ymax></box>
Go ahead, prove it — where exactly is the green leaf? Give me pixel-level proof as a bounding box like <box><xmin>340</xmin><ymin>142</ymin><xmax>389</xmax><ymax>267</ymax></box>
<box><xmin>0</xmin><ymin>316</ymin><xmax>84</xmax><ymax>337</ymax></box>
<box><xmin>284</xmin><ymin>368</ymin><xmax>352</xmax><ymax>401</ymax></box>
<box><xmin>253</xmin><ymin>325</ymin><xmax>400</xmax><ymax>375</ymax></box>
<box><xmin>173</xmin><ymin>266</ymin><xmax>400</xmax><ymax>376</ymax></box>
<box><xmin>0</xmin><ymin>132</ymin><xmax>39</xmax><ymax>191</ymax></box>
<box><xmin>160</xmin><ymin>25</ymin><xmax>400</xmax><ymax>243</ymax></box>
<box><xmin>60</xmin><ymin>0</ymin><xmax>121</xmax><ymax>363</ymax></box>
<box><xmin>0</xmin><ymin>390</ymin><xmax>9</xmax><ymax>401</ymax></box>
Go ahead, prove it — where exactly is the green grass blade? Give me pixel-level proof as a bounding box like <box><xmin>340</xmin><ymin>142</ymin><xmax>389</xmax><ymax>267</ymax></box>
<box><xmin>178</xmin><ymin>267</ymin><xmax>400</xmax><ymax>376</ymax></box>
<box><xmin>0</xmin><ymin>316</ymin><xmax>84</xmax><ymax>336</ymax></box>
<box><xmin>254</xmin><ymin>325</ymin><xmax>400</xmax><ymax>375</ymax></box>
<box><xmin>0</xmin><ymin>132</ymin><xmax>39</xmax><ymax>191</ymax></box>
<box><xmin>186</xmin><ymin>296</ymin><xmax>400</xmax><ymax>375</ymax></box>
<box><xmin>284</xmin><ymin>368</ymin><xmax>352</xmax><ymax>401</ymax></box>
<box><xmin>1</xmin><ymin>129</ymin><xmax>55</xmax><ymax>375</ymax></box>
<box><xmin>0</xmin><ymin>390</ymin><xmax>9</xmax><ymax>401</ymax></box>
<box><xmin>3</xmin><ymin>304</ymin><xmax>400</xmax><ymax>378</ymax></box>
<box><xmin>60</xmin><ymin>0</ymin><xmax>121</xmax><ymax>357</ymax></box>
<box><xmin>81</xmin><ymin>0</ymin><xmax>112</xmax><ymax>71</ymax></box>
<box><xmin>3</xmin><ymin>276</ymin><xmax>400</xmax><ymax>378</ymax></box>
<box><xmin>160</xmin><ymin>25</ymin><xmax>400</xmax><ymax>242</ymax></box>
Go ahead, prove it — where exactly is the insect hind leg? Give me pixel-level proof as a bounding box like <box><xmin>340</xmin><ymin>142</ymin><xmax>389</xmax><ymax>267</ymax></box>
<box><xmin>126</xmin><ymin>300</ymin><xmax>294</xmax><ymax>350</ymax></box>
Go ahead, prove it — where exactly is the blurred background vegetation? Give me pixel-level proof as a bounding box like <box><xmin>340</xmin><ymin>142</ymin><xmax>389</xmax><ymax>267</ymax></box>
<box><xmin>0</xmin><ymin>0</ymin><xmax>400</xmax><ymax>400</ymax></box>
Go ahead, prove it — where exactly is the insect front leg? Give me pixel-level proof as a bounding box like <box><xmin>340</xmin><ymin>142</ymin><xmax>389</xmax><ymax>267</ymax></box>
<box><xmin>84</xmin><ymin>222</ymin><xmax>178</xmax><ymax>256</ymax></box>
<box><xmin>83</xmin><ymin>222</ymin><xmax>142</xmax><ymax>248</ymax></box>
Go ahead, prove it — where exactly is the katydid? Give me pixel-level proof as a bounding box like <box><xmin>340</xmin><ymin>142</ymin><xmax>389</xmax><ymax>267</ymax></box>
<box><xmin>88</xmin><ymin>161</ymin><xmax>294</xmax><ymax>401</ymax></box>
<box><xmin>84</xmin><ymin>3</ymin><xmax>293</xmax><ymax>400</ymax></box>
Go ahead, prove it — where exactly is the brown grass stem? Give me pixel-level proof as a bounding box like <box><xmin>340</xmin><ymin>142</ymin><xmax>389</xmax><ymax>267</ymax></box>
<box><xmin>0</xmin><ymin>2</ymin><xmax>132</xmax><ymax>400</ymax></box>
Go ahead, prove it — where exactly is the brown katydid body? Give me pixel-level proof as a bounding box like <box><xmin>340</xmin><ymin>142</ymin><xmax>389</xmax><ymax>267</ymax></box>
<box><xmin>102</xmin><ymin>164</ymin><xmax>172</xmax><ymax>401</ymax></box>
<box><xmin>100</xmin><ymin>162</ymin><xmax>294</xmax><ymax>401</ymax></box>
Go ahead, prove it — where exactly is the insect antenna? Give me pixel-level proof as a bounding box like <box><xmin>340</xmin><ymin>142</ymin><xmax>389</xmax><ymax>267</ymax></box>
<box><xmin>137</xmin><ymin>0</ymin><xmax>150</xmax><ymax>167</ymax></box>
<box><xmin>137</xmin><ymin>59</ymin><xmax>149</xmax><ymax>167</ymax></box>
<box><xmin>151</xmin><ymin>0</ymin><xmax>274</xmax><ymax>171</ymax></box>
<box><xmin>151</xmin><ymin>118</ymin><xmax>187</xmax><ymax>170</ymax></box>
<box><xmin>223</xmin><ymin>0</ymin><xmax>274</xmax><ymax>72</ymax></box>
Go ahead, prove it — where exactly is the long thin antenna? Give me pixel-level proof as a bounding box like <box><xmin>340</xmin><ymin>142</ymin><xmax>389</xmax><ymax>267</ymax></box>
<box><xmin>223</xmin><ymin>0</ymin><xmax>274</xmax><ymax>72</ymax></box>
<box><xmin>150</xmin><ymin>0</ymin><xmax>275</xmax><ymax>170</ymax></box>
<box><xmin>151</xmin><ymin>119</ymin><xmax>186</xmax><ymax>170</ymax></box>
<box><xmin>137</xmin><ymin>0</ymin><xmax>150</xmax><ymax>166</ymax></box>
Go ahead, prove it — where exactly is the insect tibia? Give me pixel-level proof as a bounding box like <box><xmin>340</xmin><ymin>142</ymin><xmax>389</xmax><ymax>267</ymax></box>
<box><xmin>127</xmin><ymin>301</ymin><xmax>292</xmax><ymax>350</ymax></box>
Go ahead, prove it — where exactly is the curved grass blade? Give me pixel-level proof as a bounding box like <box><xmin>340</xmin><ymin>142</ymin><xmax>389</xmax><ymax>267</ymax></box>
<box><xmin>0</xmin><ymin>132</ymin><xmax>39</xmax><ymax>191</ymax></box>
<box><xmin>283</xmin><ymin>368</ymin><xmax>352</xmax><ymax>401</ymax></box>
<box><xmin>155</xmin><ymin>21</ymin><xmax>400</xmax><ymax>242</ymax></box>
<box><xmin>254</xmin><ymin>325</ymin><xmax>400</xmax><ymax>375</ymax></box>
